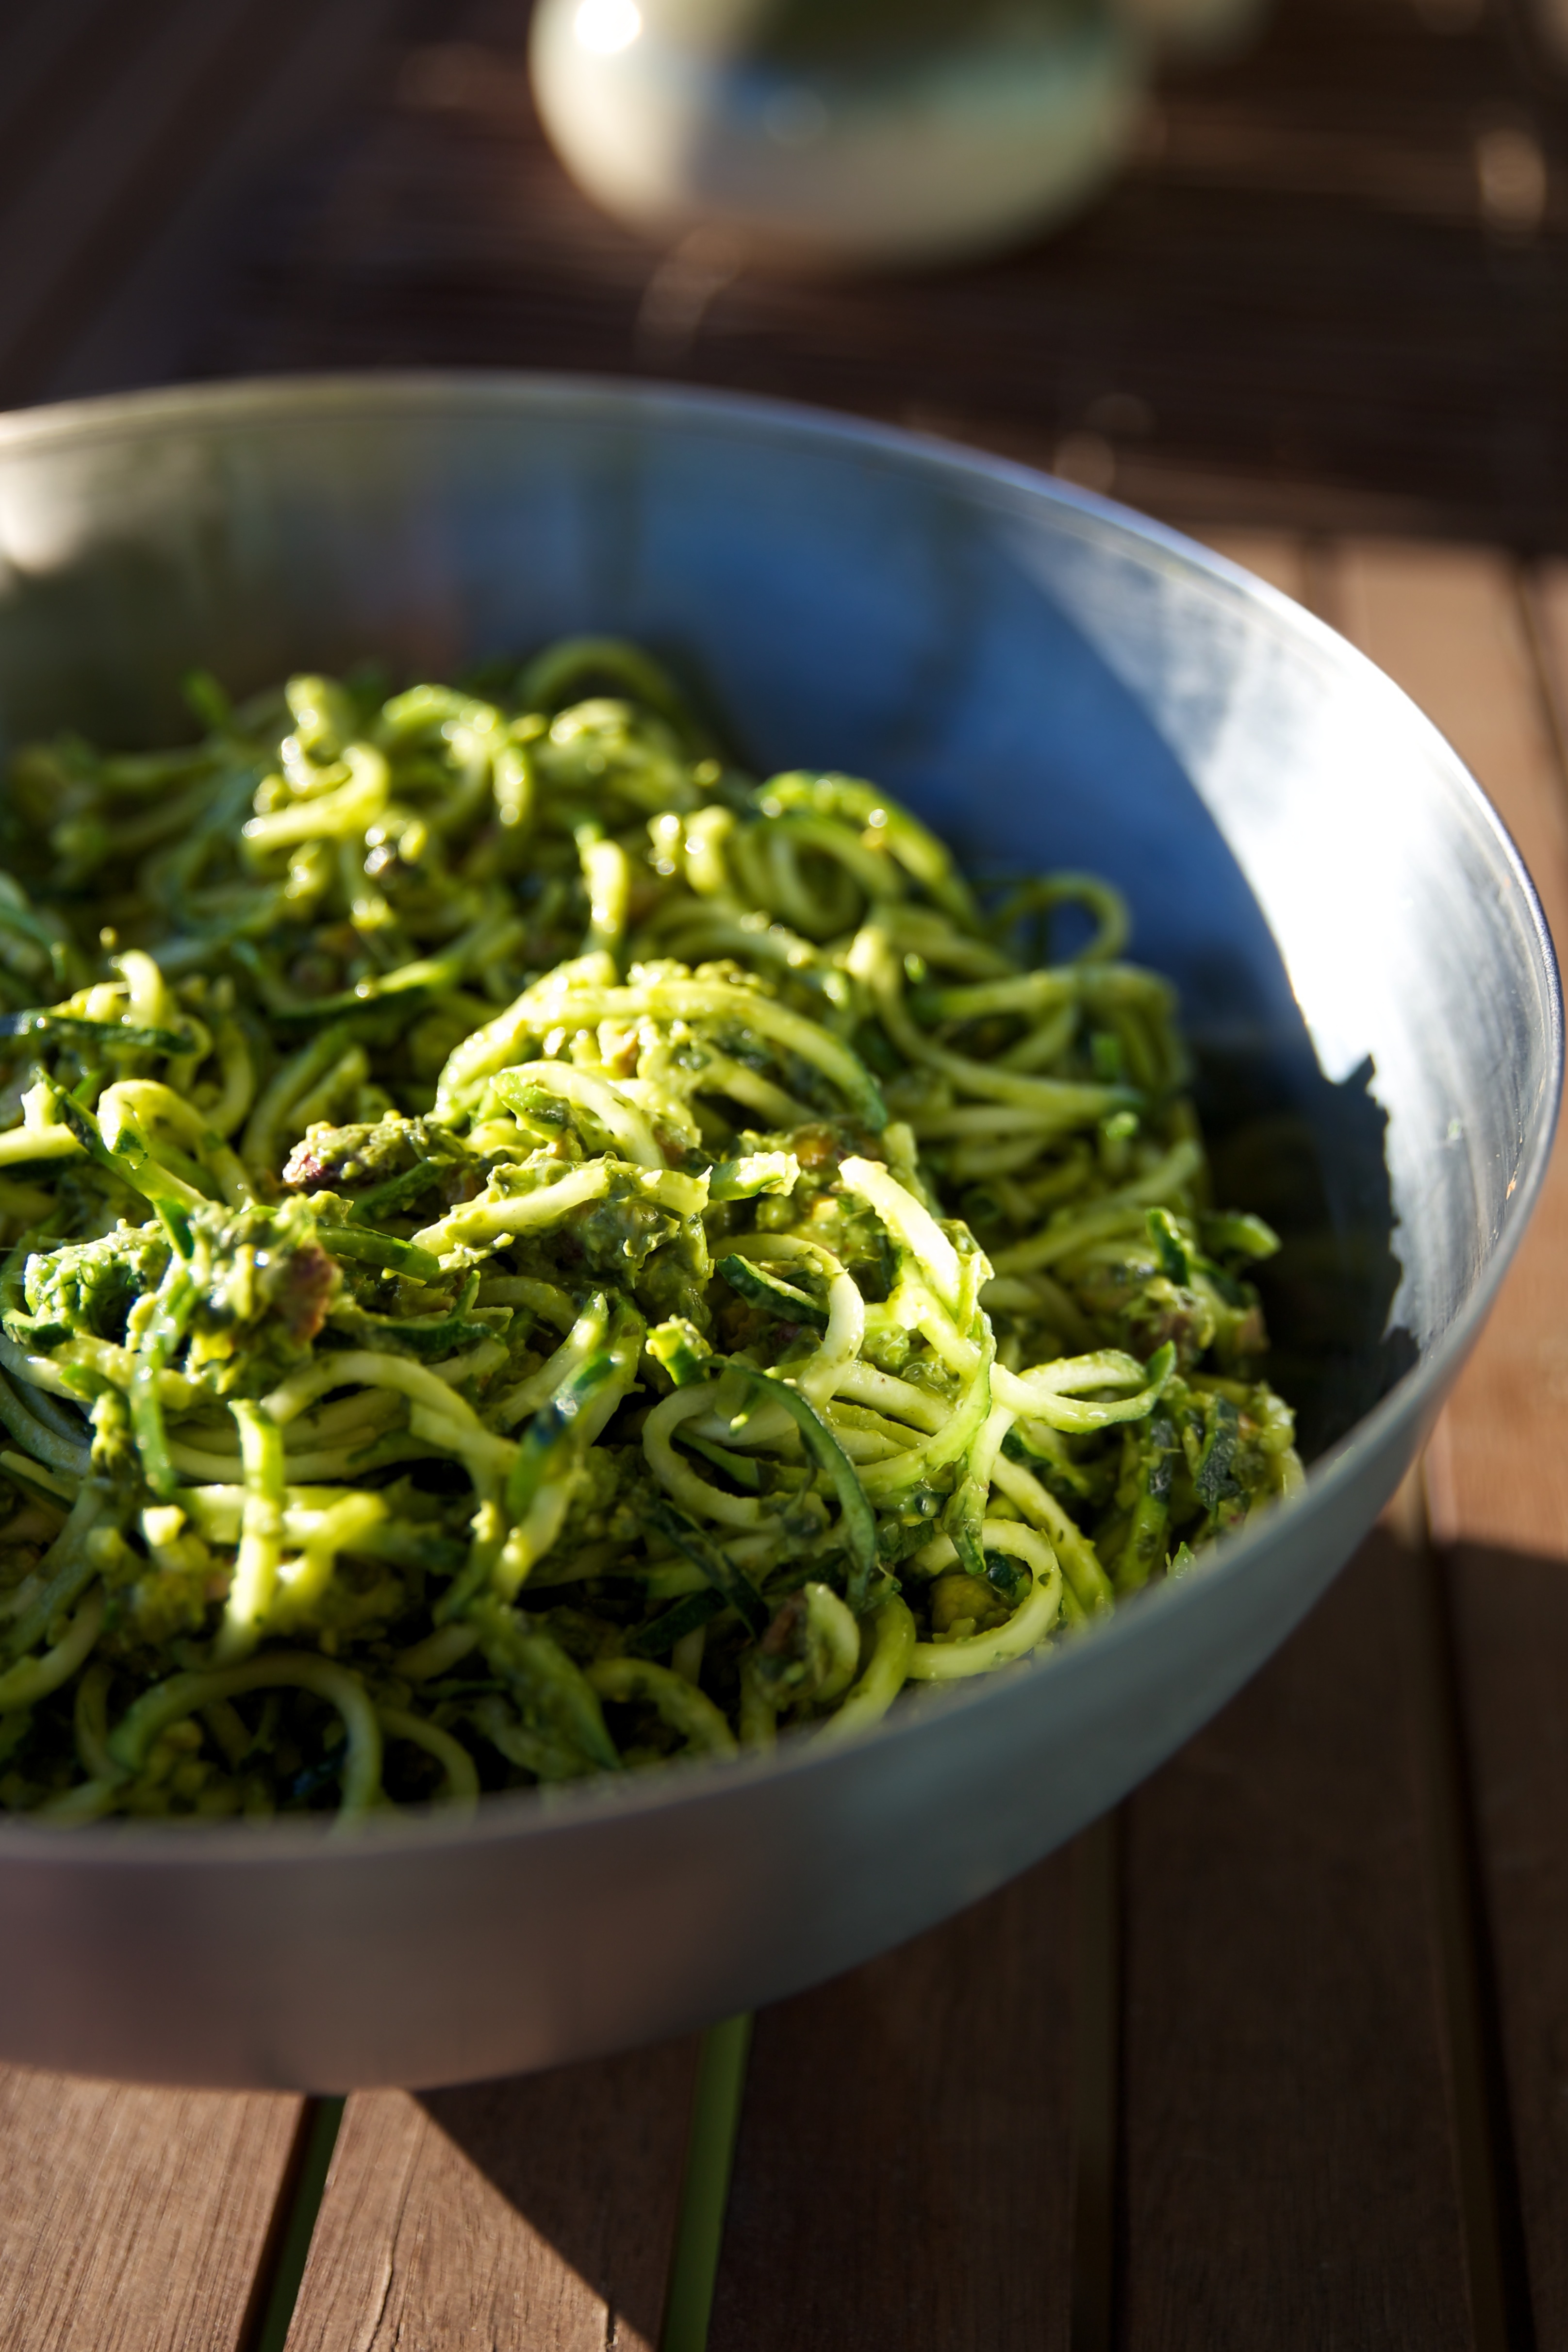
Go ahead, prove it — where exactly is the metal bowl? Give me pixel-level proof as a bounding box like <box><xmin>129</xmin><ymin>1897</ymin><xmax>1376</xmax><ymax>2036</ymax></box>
<box><xmin>0</xmin><ymin>375</ymin><xmax>1554</xmax><ymax>2090</ymax></box>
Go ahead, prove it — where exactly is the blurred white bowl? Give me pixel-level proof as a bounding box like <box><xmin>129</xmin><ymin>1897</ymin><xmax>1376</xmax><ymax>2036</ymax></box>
<box><xmin>530</xmin><ymin>0</ymin><xmax>1145</xmax><ymax>269</ymax></box>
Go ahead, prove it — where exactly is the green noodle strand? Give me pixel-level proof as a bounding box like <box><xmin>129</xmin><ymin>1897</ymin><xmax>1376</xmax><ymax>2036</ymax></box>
<box><xmin>0</xmin><ymin>636</ymin><xmax>1301</xmax><ymax>1819</ymax></box>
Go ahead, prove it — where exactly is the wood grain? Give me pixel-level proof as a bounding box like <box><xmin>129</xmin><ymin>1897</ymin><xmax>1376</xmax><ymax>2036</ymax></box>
<box><xmin>0</xmin><ymin>2069</ymin><xmax>302</xmax><ymax>2352</ymax></box>
<box><xmin>283</xmin><ymin>2041</ymin><xmax>699</xmax><ymax>2352</ymax></box>
<box><xmin>1327</xmin><ymin>541</ymin><xmax>1568</xmax><ymax>1560</ymax></box>
<box><xmin>1449</xmin><ymin>1543</ymin><xmax>1568</xmax><ymax>2350</ymax></box>
<box><xmin>707</xmin><ymin>1850</ymin><xmax>1076</xmax><ymax>2352</ymax></box>
<box><xmin>1350</xmin><ymin>552</ymin><xmax>1568</xmax><ymax>2346</ymax></box>
<box><xmin>1117</xmin><ymin>1532</ymin><xmax>1475</xmax><ymax>2350</ymax></box>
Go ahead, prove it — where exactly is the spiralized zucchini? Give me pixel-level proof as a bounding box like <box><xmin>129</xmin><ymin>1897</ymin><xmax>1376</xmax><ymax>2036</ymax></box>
<box><xmin>0</xmin><ymin>640</ymin><xmax>1302</xmax><ymax>1823</ymax></box>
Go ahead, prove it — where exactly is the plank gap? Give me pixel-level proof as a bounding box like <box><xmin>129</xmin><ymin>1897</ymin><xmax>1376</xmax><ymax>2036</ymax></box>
<box><xmin>1115</xmin><ymin>1533</ymin><xmax>1477</xmax><ymax>2346</ymax></box>
<box><xmin>708</xmin><ymin>1853</ymin><xmax>1076</xmax><ymax>2351</ymax></box>
<box><xmin>0</xmin><ymin>2072</ymin><xmax>303</xmax><ymax>2352</ymax></box>
<box><xmin>1070</xmin><ymin>1813</ymin><xmax>1121</xmax><ymax>2352</ymax></box>
<box><xmin>248</xmin><ymin>2097</ymin><xmax>343</xmax><ymax>2352</ymax></box>
<box><xmin>1397</xmin><ymin>1482</ymin><xmax>1536</xmax><ymax>2352</ymax></box>
<box><xmin>1299</xmin><ymin>534</ymin><xmax>1345</xmax><ymax>629</ymax></box>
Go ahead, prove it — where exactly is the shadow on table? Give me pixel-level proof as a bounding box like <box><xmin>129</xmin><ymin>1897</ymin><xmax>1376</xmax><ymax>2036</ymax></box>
<box><xmin>411</xmin><ymin>2035</ymin><xmax>696</xmax><ymax>2343</ymax></box>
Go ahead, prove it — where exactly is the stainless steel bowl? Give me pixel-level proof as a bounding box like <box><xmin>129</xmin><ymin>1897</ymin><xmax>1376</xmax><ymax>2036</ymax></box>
<box><xmin>0</xmin><ymin>375</ymin><xmax>1554</xmax><ymax>2090</ymax></box>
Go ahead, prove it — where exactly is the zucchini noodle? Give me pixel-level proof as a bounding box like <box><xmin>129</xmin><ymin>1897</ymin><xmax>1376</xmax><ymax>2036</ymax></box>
<box><xmin>0</xmin><ymin>641</ymin><xmax>1301</xmax><ymax>1821</ymax></box>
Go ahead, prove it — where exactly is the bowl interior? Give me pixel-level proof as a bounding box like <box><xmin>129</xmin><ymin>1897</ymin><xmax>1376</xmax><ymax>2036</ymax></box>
<box><xmin>0</xmin><ymin>377</ymin><xmax>1543</xmax><ymax>1461</ymax></box>
<box><xmin>0</xmin><ymin>376</ymin><xmax>1555</xmax><ymax>2090</ymax></box>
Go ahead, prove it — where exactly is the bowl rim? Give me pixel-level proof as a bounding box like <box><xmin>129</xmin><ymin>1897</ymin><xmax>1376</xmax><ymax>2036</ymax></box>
<box><xmin>0</xmin><ymin>365</ymin><xmax>1556</xmax><ymax>1866</ymax></box>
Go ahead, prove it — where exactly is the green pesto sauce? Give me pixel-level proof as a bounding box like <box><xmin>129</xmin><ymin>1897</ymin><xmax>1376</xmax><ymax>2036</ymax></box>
<box><xmin>0</xmin><ymin>640</ymin><xmax>1302</xmax><ymax>1823</ymax></box>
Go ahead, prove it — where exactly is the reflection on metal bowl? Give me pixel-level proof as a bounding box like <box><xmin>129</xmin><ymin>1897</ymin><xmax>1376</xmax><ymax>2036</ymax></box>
<box><xmin>0</xmin><ymin>373</ymin><xmax>1555</xmax><ymax>2089</ymax></box>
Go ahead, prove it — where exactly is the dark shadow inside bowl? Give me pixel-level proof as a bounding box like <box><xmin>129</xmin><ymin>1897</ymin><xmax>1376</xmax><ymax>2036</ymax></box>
<box><xmin>668</xmin><ymin>528</ymin><xmax>1416</xmax><ymax>1459</ymax></box>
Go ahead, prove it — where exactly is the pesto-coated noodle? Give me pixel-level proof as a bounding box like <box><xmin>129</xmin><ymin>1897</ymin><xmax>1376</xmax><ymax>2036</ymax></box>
<box><xmin>0</xmin><ymin>644</ymin><xmax>1302</xmax><ymax>1819</ymax></box>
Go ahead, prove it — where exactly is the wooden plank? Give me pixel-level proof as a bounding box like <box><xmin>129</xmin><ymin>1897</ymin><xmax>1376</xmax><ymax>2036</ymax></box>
<box><xmin>1340</xmin><ymin>551</ymin><xmax>1568</xmax><ymax>2347</ymax></box>
<box><xmin>1165</xmin><ymin>534</ymin><xmax>1508</xmax><ymax>2346</ymax></box>
<box><xmin>1117</xmin><ymin>1530</ymin><xmax>1475</xmax><ymax>2350</ymax></box>
<box><xmin>1448</xmin><ymin>1544</ymin><xmax>1568</xmax><ymax>2349</ymax></box>
<box><xmin>1194</xmin><ymin>529</ymin><xmax>1310</xmax><ymax>602</ymax></box>
<box><xmin>0</xmin><ymin>2068</ymin><xmax>303</xmax><ymax>2352</ymax></box>
<box><xmin>1327</xmin><ymin>541</ymin><xmax>1568</xmax><ymax>1561</ymax></box>
<box><xmin>708</xmin><ymin>1850</ymin><xmax>1076</xmax><ymax>2352</ymax></box>
<box><xmin>283</xmin><ymin>2041</ymin><xmax>700</xmax><ymax>2352</ymax></box>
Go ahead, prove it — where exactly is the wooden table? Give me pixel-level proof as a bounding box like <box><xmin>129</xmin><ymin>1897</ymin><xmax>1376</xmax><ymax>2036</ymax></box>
<box><xmin>4</xmin><ymin>5</ymin><xmax>1568</xmax><ymax>2349</ymax></box>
